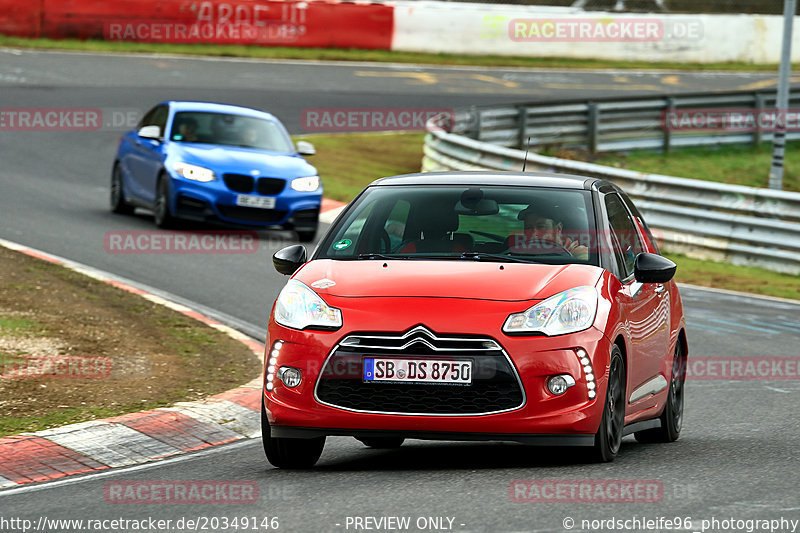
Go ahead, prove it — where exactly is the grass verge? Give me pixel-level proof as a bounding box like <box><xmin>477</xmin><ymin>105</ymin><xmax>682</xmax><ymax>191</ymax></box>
<box><xmin>0</xmin><ymin>246</ymin><xmax>262</xmax><ymax>437</ymax></box>
<box><xmin>0</xmin><ymin>35</ymin><xmax>794</xmax><ymax>71</ymax></box>
<box><xmin>304</xmin><ymin>131</ymin><xmax>800</xmax><ymax>301</ymax></box>
<box><xmin>590</xmin><ymin>142</ymin><xmax>800</xmax><ymax>193</ymax></box>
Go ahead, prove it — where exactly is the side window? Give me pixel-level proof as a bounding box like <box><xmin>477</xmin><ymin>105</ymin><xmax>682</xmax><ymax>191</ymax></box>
<box><xmin>605</xmin><ymin>194</ymin><xmax>645</xmax><ymax>280</ymax></box>
<box><xmin>620</xmin><ymin>192</ymin><xmax>660</xmax><ymax>254</ymax></box>
<box><xmin>137</xmin><ymin>105</ymin><xmax>168</xmax><ymax>136</ymax></box>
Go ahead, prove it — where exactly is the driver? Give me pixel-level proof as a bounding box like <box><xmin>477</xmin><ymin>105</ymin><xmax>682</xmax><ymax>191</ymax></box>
<box><xmin>516</xmin><ymin>205</ymin><xmax>589</xmax><ymax>260</ymax></box>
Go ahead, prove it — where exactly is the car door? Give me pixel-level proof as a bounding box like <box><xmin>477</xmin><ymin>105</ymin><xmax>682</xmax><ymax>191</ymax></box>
<box><xmin>604</xmin><ymin>192</ymin><xmax>671</xmax><ymax>412</ymax></box>
<box><xmin>125</xmin><ymin>104</ymin><xmax>169</xmax><ymax>206</ymax></box>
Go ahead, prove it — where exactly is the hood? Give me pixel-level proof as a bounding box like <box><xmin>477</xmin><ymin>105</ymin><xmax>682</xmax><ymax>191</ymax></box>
<box><xmin>167</xmin><ymin>143</ymin><xmax>316</xmax><ymax>177</ymax></box>
<box><xmin>294</xmin><ymin>260</ymin><xmax>603</xmax><ymax>302</ymax></box>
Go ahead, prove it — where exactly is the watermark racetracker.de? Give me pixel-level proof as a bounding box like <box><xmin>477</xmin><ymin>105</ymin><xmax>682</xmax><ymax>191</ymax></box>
<box><xmin>104</xmin><ymin>480</ymin><xmax>258</xmax><ymax>504</ymax></box>
<box><xmin>0</xmin><ymin>355</ymin><xmax>112</xmax><ymax>380</ymax></box>
<box><xmin>662</xmin><ymin>108</ymin><xmax>800</xmax><ymax>132</ymax></box>
<box><xmin>0</xmin><ymin>108</ymin><xmax>142</xmax><ymax>132</ymax></box>
<box><xmin>481</xmin><ymin>16</ymin><xmax>703</xmax><ymax>42</ymax></box>
<box><xmin>301</xmin><ymin>108</ymin><xmax>454</xmax><ymax>133</ymax></box>
<box><xmin>103</xmin><ymin>231</ymin><xmax>259</xmax><ymax>254</ymax></box>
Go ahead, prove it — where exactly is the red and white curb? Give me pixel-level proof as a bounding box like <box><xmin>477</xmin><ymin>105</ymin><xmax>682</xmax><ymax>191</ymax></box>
<box><xmin>0</xmin><ymin>198</ymin><xmax>347</xmax><ymax>489</ymax></box>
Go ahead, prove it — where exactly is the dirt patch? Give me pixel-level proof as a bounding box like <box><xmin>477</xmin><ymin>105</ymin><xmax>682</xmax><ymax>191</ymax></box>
<box><xmin>0</xmin><ymin>246</ymin><xmax>263</xmax><ymax>437</ymax></box>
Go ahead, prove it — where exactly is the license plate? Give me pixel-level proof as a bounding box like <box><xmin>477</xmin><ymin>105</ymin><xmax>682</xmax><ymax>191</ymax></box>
<box><xmin>363</xmin><ymin>358</ymin><xmax>472</xmax><ymax>384</ymax></box>
<box><xmin>235</xmin><ymin>195</ymin><xmax>276</xmax><ymax>209</ymax></box>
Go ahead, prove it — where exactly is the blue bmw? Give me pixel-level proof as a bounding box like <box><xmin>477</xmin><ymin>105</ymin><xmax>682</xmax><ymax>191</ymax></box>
<box><xmin>111</xmin><ymin>101</ymin><xmax>322</xmax><ymax>241</ymax></box>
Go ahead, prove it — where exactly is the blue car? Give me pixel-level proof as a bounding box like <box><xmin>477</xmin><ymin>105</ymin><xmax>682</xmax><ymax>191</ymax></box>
<box><xmin>111</xmin><ymin>101</ymin><xmax>322</xmax><ymax>241</ymax></box>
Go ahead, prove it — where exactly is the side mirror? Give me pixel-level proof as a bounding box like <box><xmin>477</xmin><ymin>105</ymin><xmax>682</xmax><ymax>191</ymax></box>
<box><xmin>296</xmin><ymin>140</ymin><xmax>316</xmax><ymax>156</ymax></box>
<box><xmin>634</xmin><ymin>253</ymin><xmax>676</xmax><ymax>284</ymax></box>
<box><xmin>138</xmin><ymin>125</ymin><xmax>162</xmax><ymax>140</ymax></box>
<box><xmin>273</xmin><ymin>245</ymin><xmax>307</xmax><ymax>275</ymax></box>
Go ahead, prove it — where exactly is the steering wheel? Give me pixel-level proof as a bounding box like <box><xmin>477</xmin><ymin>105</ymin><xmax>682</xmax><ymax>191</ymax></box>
<box><xmin>378</xmin><ymin>229</ymin><xmax>393</xmax><ymax>253</ymax></box>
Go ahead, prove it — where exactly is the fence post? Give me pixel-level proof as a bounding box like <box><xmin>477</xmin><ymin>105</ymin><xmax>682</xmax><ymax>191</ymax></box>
<box><xmin>587</xmin><ymin>102</ymin><xmax>598</xmax><ymax>154</ymax></box>
<box><xmin>517</xmin><ymin>106</ymin><xmax>528</xmax><ymax>149</ymax></box>
<box><xmin>754</xmin><ymin>92</ymin><xmax>766</xmax><ymax>146</ymax></box>
<box><xmin>469</xmin><ymin>106</ymin><xmax>481</xmax><ymax>140</ymax></box>
<box><xmin>664</xmin><ymin>97</ymin><xmax>675</xmax><ymax>154</ymax></box>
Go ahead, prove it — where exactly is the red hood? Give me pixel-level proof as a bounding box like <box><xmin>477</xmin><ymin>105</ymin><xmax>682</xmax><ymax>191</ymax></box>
<box><xmin>293</xmin><ymin>260</ymin><xmax>602</xmax><ymax>301</ymax></box>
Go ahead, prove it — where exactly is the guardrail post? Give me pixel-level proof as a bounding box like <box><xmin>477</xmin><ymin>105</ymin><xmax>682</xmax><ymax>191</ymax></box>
<box><xmin>469</xmin><ymin>106</ymin><xmax>481</xmax><ymax>140</ymax></box>
<box><xmin>587</xmin><ymin>102</ymin><xmax>598</xmax><ymax>154</ymax></box>
<box><xmin>517</xmin><ymin>106</ymin><xmax>528</xmax><ymax>149</ymax></box>
<box><xmin>664</xmin><ymin>97</ymin><xmax>675</xmax><ymax>154</ymax></box>
<box><xmin>754</xmin><ymin>92</ymin><xmax>767</xmax><ymax>146</ymax></box>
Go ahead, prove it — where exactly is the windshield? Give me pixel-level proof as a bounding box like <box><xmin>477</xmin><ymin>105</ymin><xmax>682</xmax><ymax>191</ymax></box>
<box><xmin>169</xmin><ymin>111</ymin><xmax>295</xmax><ymax>153</ymax></box>
<box><xmin>317</xmin><ymin>185</ymin><xmax>598</xmax><ymax>266</ymax></box>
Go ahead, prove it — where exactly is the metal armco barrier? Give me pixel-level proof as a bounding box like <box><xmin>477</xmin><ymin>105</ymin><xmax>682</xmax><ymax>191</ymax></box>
<box><xmin>422</xmin><ymin>103</ymin><xmax>800</xmax><ymax>275</ymax></box>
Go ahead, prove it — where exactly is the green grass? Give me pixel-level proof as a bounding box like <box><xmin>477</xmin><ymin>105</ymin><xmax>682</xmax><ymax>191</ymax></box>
<box><xmin>593</xmin><ymin>142</ymin><xmax>800</xmax><ymax>192</ymax></box>
<box><xmin>0</xmin><ymin>317</ymin><xmax>45</xmax><ymax>335</ymax></box>
<box><xmin>664</xmin><ymin>253</ymin><xmax>800</xmax><ymax>300</ymax></box>
<box><xmin>294</xmin><ymin>132</ymin><xmax>425</xmax><ymax>202</ymax></box>
<box><xmin>0</xmin><ymin>34</ymin><xmax>796</xmax><ymax>71</ymax></box>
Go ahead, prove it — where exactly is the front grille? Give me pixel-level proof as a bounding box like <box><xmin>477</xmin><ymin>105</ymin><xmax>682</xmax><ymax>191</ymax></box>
<box><xmin>223</xmin><ymin>174</ymin><xmax>254</xmax><ymax>193</ymax></box>
<box><xmin>315</xmin><ymin>326</ymin><xmax>524</xmax><ymax>415</ymax></box>
<box><xmin>217</xmin><ymin>205</ymin><xmax>287</xmax><ymax>223</ymax></box>
<box><xmin>257</xmin><ymin>177</ymin><xmax>286</xmax><ymax>195</ymax></box>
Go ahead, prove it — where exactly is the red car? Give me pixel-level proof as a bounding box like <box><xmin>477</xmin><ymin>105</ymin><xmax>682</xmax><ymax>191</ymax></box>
<box><xmin>262</xmin><ymin>171</ymin><xmax>687</xmax><ymax>467</ymax></box>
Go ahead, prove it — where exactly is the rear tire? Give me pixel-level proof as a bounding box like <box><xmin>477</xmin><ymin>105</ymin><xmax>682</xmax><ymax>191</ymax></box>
<box><xmin>261</xmin><ymin>399</ymin><xmax>324</xmax><ymax>469</ymax></box>
<box><xmin>110</xmin><ymin>165</ymin><xmax>135</xmax><ymax>215</ymax></box>
<box><xmin>635</xmin><ymin>342</ymin><xmax>686</xmax><ymax>443</ymax></box>
<box><xmin>154</xmin><ymin>177</ymin><xmax>176</xmax><ymax>229</ymax></box>
<box><xmin>356</xmin><ymin>437</ymin><xmax>405</xmax><ymax>449</ymax></box>
<box><xmin>588</xmin><ymin>345</ymin><xmax>626</xmax><ymax>463</ymax></box>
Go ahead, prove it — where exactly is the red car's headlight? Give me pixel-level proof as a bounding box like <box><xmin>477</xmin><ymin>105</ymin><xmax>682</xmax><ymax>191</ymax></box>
<box><xmin>274</xmin><ymin>280</ymin><xmax>342</xmax><ymax>330</ymax></box>
<box><xmin>503</xmin><ymin>286</ymin><xmax>598</xmax><ymax>336</ymax></box>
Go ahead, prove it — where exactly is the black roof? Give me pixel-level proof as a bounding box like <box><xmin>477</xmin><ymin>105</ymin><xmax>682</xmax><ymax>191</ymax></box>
<box><xmin>369</xmin><ymin>171</ymin><xmax>600</xmax><ymax>190</ymax></box>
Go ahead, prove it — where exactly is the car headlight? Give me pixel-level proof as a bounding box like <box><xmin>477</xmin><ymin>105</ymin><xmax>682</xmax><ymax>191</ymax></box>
<box><xmin>291</xmin><ymin>175</ymin><xmax>320</xmax><ymax>192</ymax></box>
<box><xmin>274</xmin><ymin>280</ymin><xmax>342</xmax><ymax>330</ymax></box>
<box><xmin>174</xmin><ymin>162</ymin><xmax>216</xmax><ymax>182</ymax></box>
<box><xmin>503</xmin><ymin>286</ymin><xmax>598</xmax><ymax>336</ymax></box>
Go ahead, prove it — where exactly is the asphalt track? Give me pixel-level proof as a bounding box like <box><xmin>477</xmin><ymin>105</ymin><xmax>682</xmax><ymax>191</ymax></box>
<box><xmin>1</xmin><ymin>49</ymin><xmax>799</xmax><ymax>532</ymax></box>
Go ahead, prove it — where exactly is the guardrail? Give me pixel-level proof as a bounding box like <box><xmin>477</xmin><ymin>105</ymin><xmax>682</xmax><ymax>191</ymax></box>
<box><xmin>423</xmin><ymin>104</ymin><xmax>800</xmax><ymax>275</ymax></box>
<box><xmin>451</xmin><ymin>89</ymin><xmax>800</xmax><ymax>154</ymax></box>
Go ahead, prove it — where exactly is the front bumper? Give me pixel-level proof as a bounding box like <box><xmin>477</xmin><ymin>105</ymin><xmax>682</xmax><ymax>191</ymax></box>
<box><xmin>263</xmin><ymin>299</ymin><xmax>612</xmax><ymax>439</ymax></box>
<box><xmin>169</xmin><ymin>176</ymin><xmax>321</xmax><ymax>229</ymax></box>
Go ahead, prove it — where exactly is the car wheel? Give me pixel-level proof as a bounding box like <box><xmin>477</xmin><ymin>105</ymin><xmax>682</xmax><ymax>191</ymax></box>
<box><xmin>154</xmin><ymin>177</ymin><xmax>176</xmax><ymax>229</ymax></box>
<box><xmin>296</xmin><ymin>228</ymin><xmax>317</xmax><ymax>243</ymax></box>
<box><xmin>635</xmin><ymin>342</ymin><xmax>686</xmax><ymax>444</ymax></box>
<box><xmin>261</xmin><ymin>399</ymin><xmax>324</xmax><ymax>469</ymax></box>
<box><xmin>110</xmin><ymin>164</ymin><xmax>135</xmax><ymax>215</ymax></box>
<box><xmin>589</xmin><ymin>345</ymin><xmax>626</xmax><ymax>463</ymax></box>
<box><xmin>356</xmin><ymin>437</ymin><xmax>405</xmax><ymax>448</ymax></box>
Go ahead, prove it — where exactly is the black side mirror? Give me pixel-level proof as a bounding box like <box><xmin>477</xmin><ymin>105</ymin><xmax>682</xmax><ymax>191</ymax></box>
<box><xmin>634</xmin><ymin>253</ymin><xmax>676</xmax><ymax>284</ymax></box>
<box><xmin>273</xmin><ymin>245</ymin><xmax>307</xmax><ymax>275</ymax></box>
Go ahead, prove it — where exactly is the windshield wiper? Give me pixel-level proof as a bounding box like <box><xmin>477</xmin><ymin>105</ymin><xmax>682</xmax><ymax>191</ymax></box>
<box><xmin>459</xmin><ymin>252</ymin><xmax>539</xmax><ymax>264</ymax></box>
<box><xmin>356</xmin><ymin>253</ymin><xmax>409</xmax><ymax>260</ymax></box>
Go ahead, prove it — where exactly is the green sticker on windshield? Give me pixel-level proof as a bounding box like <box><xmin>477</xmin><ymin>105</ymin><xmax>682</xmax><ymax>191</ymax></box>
<box><xmin>333</xmin><ymin>239</ymin><xmax>352</xmax><ymax>250</ymax></box>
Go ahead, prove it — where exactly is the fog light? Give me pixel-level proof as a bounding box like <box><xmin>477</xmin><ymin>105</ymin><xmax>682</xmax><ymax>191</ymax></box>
<box><xmin>277</xmin><ymin>366</ymin><xmax>302</xmax><ymax>388</ymax></box>
<box><xmin>547</xmin><ymin>374</ymin><xmax>576</xmax><ymax>396</ymax></box>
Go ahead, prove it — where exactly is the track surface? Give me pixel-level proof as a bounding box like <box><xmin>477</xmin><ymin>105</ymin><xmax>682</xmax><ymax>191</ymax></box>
<box><xmin>1</xmin><ymin>50</ymin><xmax>799</xmax><ymax>532</ymax></box>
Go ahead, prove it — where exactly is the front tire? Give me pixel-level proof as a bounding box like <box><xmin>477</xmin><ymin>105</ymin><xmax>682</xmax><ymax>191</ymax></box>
<box><xmin>589</xmin><ymin>345</ymin><xmax>626</xmax><ymax>463</ymax></box>
<box><xmin>110</xmin><ymin>164</ymin><xmax>135</xmax><ymax>215</ymax></box>
<box><xmin>154</xmin><ymin>177</ymin><xmax>176</xmax><ymax>229</ymax></box>
<box><xmin>261</xmin><ymin>400</ymin><xmax>324</xmax><ymax>469</ymax></box>
<box><xmin>635</xmin><ymin>341</ymin><xmax>686</xmax><ymax>443</ymax></box>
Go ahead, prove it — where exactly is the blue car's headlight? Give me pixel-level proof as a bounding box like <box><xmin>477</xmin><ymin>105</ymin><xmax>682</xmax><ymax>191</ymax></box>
<box><xmin>174</xmin><ymin>162</ymin><xmax>217</xmax><ymax>182</ymax></box>
<box><xmin>503</xmin><ymin>286</ymin><xmax>598</xmax><ymax>336</ymax></box>
<box><xmin>274</xmin><ymin>280</ymin><xmax>342</xmax><ymax>330</ymax></box>
<box><xmin>291</xmin><ymin>176</ymin><xmax>320</xmax><ymax>192</ymax></box>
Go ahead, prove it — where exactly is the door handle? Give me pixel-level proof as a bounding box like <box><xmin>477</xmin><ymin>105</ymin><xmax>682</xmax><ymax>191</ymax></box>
<box><xmin>654</xmin><ymin>284</ymin><xmax>665</xmax><ymax>294</ymax></box>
